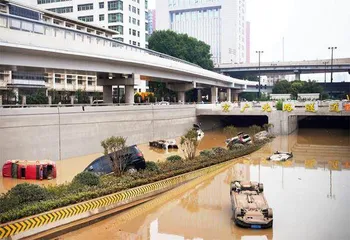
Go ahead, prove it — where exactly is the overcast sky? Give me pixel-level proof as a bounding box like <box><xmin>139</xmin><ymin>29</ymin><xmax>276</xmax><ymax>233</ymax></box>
<box><xmin>150</xmin><ymin>0</ymin><xmax>350</xmax><ymax>81</ymax></box>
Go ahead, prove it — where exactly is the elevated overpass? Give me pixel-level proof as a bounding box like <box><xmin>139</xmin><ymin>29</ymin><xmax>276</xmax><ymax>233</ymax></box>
<box><xmin>0</xmin><ymin>12</ymin><xmax>256</xmax><ymax>104</ymax></box>
<box><xmin>217</xmin><ymin>58</ymin><xmax>350</xmax><ymax>79</ymax></box>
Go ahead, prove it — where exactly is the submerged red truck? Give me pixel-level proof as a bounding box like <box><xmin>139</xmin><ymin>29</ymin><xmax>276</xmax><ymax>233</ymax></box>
<box><xmin>2</xmin><ymin>160</ymin><xmax>56</xmax><ymax>180</ymax></box>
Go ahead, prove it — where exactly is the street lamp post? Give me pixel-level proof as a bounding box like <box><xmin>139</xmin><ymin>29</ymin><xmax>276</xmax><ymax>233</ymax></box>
<box><xmin>328</xmin><ymin>47</ymin><xmax>337</xmax><ymax>83</ymax></box>
<box><xmin>256</xmin><ymin>51</ymin><xmax>264</xmax><ymax>98</ymax></box>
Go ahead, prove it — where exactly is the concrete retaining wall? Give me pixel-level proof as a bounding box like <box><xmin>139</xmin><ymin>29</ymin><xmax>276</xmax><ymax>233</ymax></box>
<box><xmin>0</xmin><ymin>105</ymin><xmax>196</xmax><ymax>166</ymax></box>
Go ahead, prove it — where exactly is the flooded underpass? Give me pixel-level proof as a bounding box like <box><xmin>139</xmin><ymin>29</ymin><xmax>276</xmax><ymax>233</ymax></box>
<box><xmin>57</xmin><ymin>128</ymin><xmax>350</xmax><ymax>240</ymax></box>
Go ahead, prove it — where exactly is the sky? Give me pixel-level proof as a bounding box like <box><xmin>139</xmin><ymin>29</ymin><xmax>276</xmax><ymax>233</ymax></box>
<box><xmin>150</xmin><ymin>0</ymin><xmax>349</xmax><ymax>81</ymax></box>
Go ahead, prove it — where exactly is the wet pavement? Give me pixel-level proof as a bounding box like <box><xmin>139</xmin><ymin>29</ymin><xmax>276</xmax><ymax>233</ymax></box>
<box><xmin>57</xmin><ymin>128</ymin><xmax>350</xmax><ymax>240</ymax></box>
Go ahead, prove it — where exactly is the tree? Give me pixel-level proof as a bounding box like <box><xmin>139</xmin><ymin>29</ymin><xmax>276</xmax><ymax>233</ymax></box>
<box><xmin>101</xmin><ymin>136</ymin><xmax>128</xmax><ymax>176</ymax></box>
<box><xmin>272</xmin><ymin>80</ymin><xmax>292</xmax><ymax>94</ymax></box>
<box><xmin>300</xmin><ymin>80</ymin><xmax>323</xmax><ymax>94</ymax></box>
<box><xmin>148</xmin><ymin>30</ymin><xmax>214</xmax><ymax>70</ymax></box>
<box><xmin>180</xmin><ymin>129</ymin><xmax>199</xmax><ymax>160</ymax></box>
<box><xmin>26</xmin><ymin>90</ymin><xmax>48</xmax><ymax>104</ymax></box>
<box><xmin>148</xmin><ymin>81</ymin><xmax>176</xmax><ymax>101</ymax></box>
<box><xmin>273</xmin><ymin>80</ymin><xmax>324</xmax><ymax>99</ymax></box>
<box><xmin>290</xmin><ymin>81</ymin><xmax>304</xmax><ymax>99</ymax></box>
<box><xmin>248</xmin><ymin>125</ymin><xmax>262</xmax><ymax>142</ymax></box>
<box><xmin>223</xmin><ymin>125</ymin><xmax>238</xmax><ymax>139</ymax></box>
<box><xmin>75</xmin><ymin>89</ymin><xmax>89</xmax><ymax>104</ymax></box>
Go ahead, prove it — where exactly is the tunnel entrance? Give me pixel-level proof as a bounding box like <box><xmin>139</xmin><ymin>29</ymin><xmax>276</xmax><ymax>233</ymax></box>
<box><xmin>298</xmin><ymin>116</ymin><xmax>350</xmax><ymax>129</ymax></box>
<box><xmin>198</xmin><ymin>115</ymin><xmax>268</xmax><ymax>130</ymax></box>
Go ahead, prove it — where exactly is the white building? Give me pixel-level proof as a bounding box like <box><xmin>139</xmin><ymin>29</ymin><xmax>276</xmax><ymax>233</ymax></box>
<box><xmin>14</xmin><ymin>0</ymin><xmax>149</xmax><ymax>92</ymax></box>
<box><xmin>156</xmin><ymin>0</ymin><xmax>246</xmax><ymax>66</ymax></box>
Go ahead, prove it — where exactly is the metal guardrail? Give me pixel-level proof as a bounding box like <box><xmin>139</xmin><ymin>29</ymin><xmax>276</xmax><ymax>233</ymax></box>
<box><xmin>0</xmin><ymin>102</ymin><xmax>198</xmax><ymax>108</ymax></box>
<box><xmin>0</xmin><ymin>13</ymin><xmax>201</xmax><ymax>68</ymax></box>
<box><xmin>2</xmin><ymin>101</ymin><xmax>347</xmax><ymax>109</ymax></box>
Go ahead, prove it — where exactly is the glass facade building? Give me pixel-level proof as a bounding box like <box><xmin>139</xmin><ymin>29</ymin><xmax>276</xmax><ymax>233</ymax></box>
<box><xmin>156</xmin><ymin>0</ymin><xmax>247</xmax><ymax>65</ymax></box>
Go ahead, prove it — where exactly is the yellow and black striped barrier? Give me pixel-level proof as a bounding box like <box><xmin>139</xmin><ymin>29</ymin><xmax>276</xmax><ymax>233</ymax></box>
<box><xmin>0</xmin><ymin>160</ymin><xmax>233</xmax><ymax>239</ymax></box>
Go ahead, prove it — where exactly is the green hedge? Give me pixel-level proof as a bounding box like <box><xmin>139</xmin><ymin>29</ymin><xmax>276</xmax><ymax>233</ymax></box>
<box><xmin>166</xmin><ymin>155</ymin><xmax>182</xmax><ymax>162</ymax></box>
<box><xmin>72</xmin><ymin>172</ymin><xmax>100</xmax><ymax>186</ymax></box>
<box><xmin>0</xmin><ymin>138</ymin><xmax>272</xmax><ymax>224</ymax></box>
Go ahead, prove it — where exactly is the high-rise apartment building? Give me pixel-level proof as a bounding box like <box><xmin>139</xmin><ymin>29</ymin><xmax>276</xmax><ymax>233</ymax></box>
<box><xmin>156</xmin><ymin>0</ymin><xmax>246</xmax><ymax>65</ymax></box>
<box><xmin>246</xmin><ymin>21</ymin><xmax>250</xmax><ymax>63</ymax></box>
<box><xmin>17</xmin><ymin>0</ymin><xmax>149</xmax><ymax>48</ymax></box>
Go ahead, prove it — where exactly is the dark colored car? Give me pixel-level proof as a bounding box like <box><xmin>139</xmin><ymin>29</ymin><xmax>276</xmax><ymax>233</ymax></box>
<box><xmin>84</xmin><ymin>145</ymin><xmax>146</xmax><ymax>175</ymax></box>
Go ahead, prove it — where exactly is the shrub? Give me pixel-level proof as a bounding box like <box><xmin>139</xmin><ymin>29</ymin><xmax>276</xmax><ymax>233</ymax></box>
<box><xmin>276</xmin><ymin>100</ymin><xmax>283</xmax><ymax>110</ymax></box>
<box><xmin>8</xmin><ymin>183</ymin><xmax>48</xmax><ymax>205</ymax></box>
<box><xmin>145</xmin><ymin>161</ymin><xmax>159</xmax><ymax>172</ymax></box>
<box><xmin>263</xmin><ymin>123</ymin><xmax>274</xmax><ymax>132</ymax></box>
<box><xmin>166</xmin><ymin>155</ymin><xmax>182</xmax><ymax>162</ymax></box>
<box><xmin>212</xmin><ymin>147</ymin><xmax>227</xmax><ymax>156</ymax></box>
<box><xmin>72</xmin><ymin>172</ymin><xmax>100</xmax><ymax>186</ymax></box>
<box><xmin>101</xmin><ymin>136</ymin><xmax>128</xmax><ymax>176</ymax></box>
<box><xmin>223</xmin><ymin>125</ymin><xmax>237</xmax><ymax>138</ymax></box>
<box><xmin>199</xmin><ymin>149</ymin><xmax>214</xmax><ymax>158</ymax></box>
<box><xmin>180</xmin><ymin>129</ymin><xmax>199</xmax><ymax>160</ymax></box>
<box><xmin>249</xmin><ymin>125</ymin><xmax>262</xmax><ymax>142</ymax></box>
<box><xmin>228</xmin><ymin>143</ymin><xmax>245</xmax><ymax>151</ymax></box>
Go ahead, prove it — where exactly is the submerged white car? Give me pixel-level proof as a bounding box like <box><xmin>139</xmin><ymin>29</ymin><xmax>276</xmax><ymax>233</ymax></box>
<box><xmin>267</xmin><ymin>151</ymin><xmax>293</xmax><ymax>161</ymax></box>
<box><xmin>193</xmin><ymin>124</ymin><xmax>204</xmax><ymax>141</ymax></box>
<box><xmin>225</xmin><ymin>132</ymin><xmax>252</xmax><ymax>145</ymax></box>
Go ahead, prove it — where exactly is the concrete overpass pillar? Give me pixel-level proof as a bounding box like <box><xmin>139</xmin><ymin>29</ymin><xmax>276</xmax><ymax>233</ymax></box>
<box><xmin>70</xmin><ymin>95</ymin><xmax>75</xmax><ymax>105</ymax></box>
<box><xmin>166</xmin><ymin>83</ymin><xmax>194</xmax><ymax>103</ymax></box>
<box><xmin>13</xmin><ymin>88</ymin><xmax>19</xmax><ymax>103</ymax></box>
<box><xmin>22</xmin><ymin>95</ymin><xmax>26</xmax><ymax>105</ymax></box>
<box><xmin>232</xmin><ymin>90</ymin><xmax>239</xmax><ymax>102</ymax></box>
<box><xmin>103</xmin><ymin>85</ymin><xmax>113</xmax><ymax>103</ymax></box>
<box><xmin>219</xmin><ymin>91</ymin><xmax>225</xmax><ymax>102</ymax></box>
<box><xmin>211</xmin><ymin>87</ymin><xmax>218</xmax><ymax>104</ymax></box>
<box><xmin>226</xmin><ymin>89</ymin><xmax>232</xmax><ymax>102</ymax></box>
<box><xmin>197</xmin><ymin>89</ymin><xmax>202</xmax><ymax>103</ymax></box>
<box><xmin>178</xmin><ymin>91</ymin><xmax>185</xmax><ymax>104</ymax></box>
<box><xmin>125</xmin><ymin>85</ymin><xmax>134</xmax><ymax>105</ymax></box>
<box><xmin>295</xmin><ymin>73</ymin><xmax>301</xmax><ymax>80</ymax></box>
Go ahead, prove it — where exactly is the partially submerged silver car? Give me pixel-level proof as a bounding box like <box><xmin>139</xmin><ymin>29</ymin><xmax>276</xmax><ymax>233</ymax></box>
<box><xmin>230</xmin><ymin>181</ymin><xmax>273</xmax><ymax>229</ymax></box>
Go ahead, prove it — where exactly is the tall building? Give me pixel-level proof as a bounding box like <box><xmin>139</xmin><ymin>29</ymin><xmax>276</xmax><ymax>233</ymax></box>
<box><xmin>148</xmin><ymin>9</ymin><xmax>156</xmax><ymax>34</ymax></box>
<box><xmin>246</xmin><ymin>21</ymin><xmax>250</xmax><ymax>63</ymax></box>
<box><xmin>16</xmin><ymin>0</ymin><xmax>149</xmax><ymax>48</ymax></box>
<box><xmin>156</xmin><ymin>0</ymin><xmax>246</xmax><ymax>65</ymax></box>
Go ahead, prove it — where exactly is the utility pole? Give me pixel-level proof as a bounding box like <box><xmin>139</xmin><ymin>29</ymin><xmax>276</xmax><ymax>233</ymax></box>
<box><xmin>328</xmin><ymin>47</ymin><xmax>337</xmax><ymax>83</ymax></box>
<box><xmin>256</xmin><ymin>51</ymin><xmax>264</xmax><ymax>98</ymax></box>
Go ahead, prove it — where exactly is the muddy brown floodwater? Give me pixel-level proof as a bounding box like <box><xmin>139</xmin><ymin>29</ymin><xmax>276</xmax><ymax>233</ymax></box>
<box><xmin>0</xmin><ymin>128</ymin><xmax>240</xmax><ymax>193</ymax></box>
<box><xmin>57</xmin><ymin>128</ymin><xmax>350</xmax><ymax>240</ymax></box>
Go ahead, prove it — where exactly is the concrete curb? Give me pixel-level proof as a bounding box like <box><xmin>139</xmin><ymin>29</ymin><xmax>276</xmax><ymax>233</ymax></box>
<box><xmin>0</xmin><ymin>159</ymin><xmax>234</xmax><ymax>240</ymax></box>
